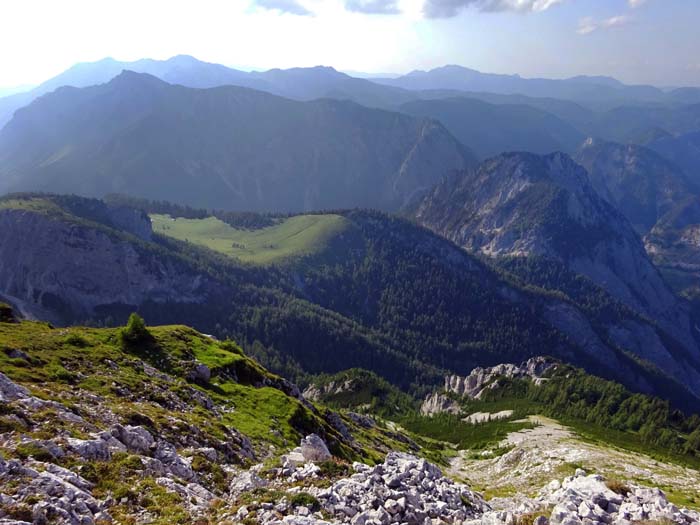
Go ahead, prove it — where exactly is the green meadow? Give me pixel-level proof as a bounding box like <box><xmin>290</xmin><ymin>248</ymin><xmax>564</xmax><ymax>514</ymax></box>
<box><xmin>150</xmin><ymin>213</ymin><xmax>348</xmax><ymax>264</ymax></box>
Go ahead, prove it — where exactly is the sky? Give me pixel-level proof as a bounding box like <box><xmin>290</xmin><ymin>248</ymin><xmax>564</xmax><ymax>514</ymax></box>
<box><xmin>0</xmin><ymin>0</ymin><xmax>698</xmax><ymax>88</ymax></box>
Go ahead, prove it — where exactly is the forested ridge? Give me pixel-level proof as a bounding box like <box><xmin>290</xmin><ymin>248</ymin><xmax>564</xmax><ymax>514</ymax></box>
<box><xmin>3</xmin><ymin>193</ymin><xmax>699</xmax><ymax>411</ymax></box>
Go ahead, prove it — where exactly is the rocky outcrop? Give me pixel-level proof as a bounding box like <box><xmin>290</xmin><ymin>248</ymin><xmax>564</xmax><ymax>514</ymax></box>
<box><xmin>0</xmin><ymin>455</ymin><xmax>112</xmax><ymax>525</ymax></box>
<box><xmin>226</xmin><ymin>453</ymin><xmax>699</xmax><ymax>525</ymax></box>
<box><xmin>314</xmin><ymin>452</ymin><xmax>487</xmax><ymax>525</ymax></box>
<box><xmin>0</xmin><ymin>352</ymin><xmax>294</xmax><ymax>525</ymax></box>
<box><xmin>421</xmin><ymin>358</ymin><xmax>556</xmax><ymax>416</ymax></box>
<box><xmin>303</xmin><ymin>379</ymin><xmax>357</xmax><ymax>403</ymax></box>
<box><xmin>0</xmin><ymin>372</ymin><xmax>31</xmax><ymax>402</ymax></box>
<box><xmin>527</xmin><ymin>470</ymin><xmax>698</xmax><ymax>525</ymax></box>
<box><xmin>419</xmin><ymin>393</ymin><xmax>461</xmax><ymax>416</ymax></box>
<box><xmin>235</xmin><ymin>452</ymin><xmax>489</xmax><ymax>525</ymax></box>
<box><xmin>449</xmin><ymin>357</ymin><xmax>555</xmax><ymax>399</ymax></box>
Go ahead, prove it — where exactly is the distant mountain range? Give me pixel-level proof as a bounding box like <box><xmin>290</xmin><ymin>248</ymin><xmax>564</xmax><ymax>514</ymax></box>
<box><xmin>2</xmin><ymin>55</ymin><xmax>700</xmax><ymax>173</ymax></box>
<box><xmin>0</xmin><ymin>55</ymin><xmax>413</xmax><ymax>127</ymax></box>
<box><xmin>0</xmin><ymin>71</ymin><xmax>474</xmax><ymax>212</ymax></box>
<box><xmin>374</xmin><ymin>65</ymin><xmax>700</xmax><ymax>108</ymax></box>
<box><xmin>2</xmin><ymin>55</ymin><xmax>700</xmax><ymax>141</ymax></box>
<box><xmin>400</xmin><ymin>97</ymin><xmax>585</xmax><ymax>159</ymax></box>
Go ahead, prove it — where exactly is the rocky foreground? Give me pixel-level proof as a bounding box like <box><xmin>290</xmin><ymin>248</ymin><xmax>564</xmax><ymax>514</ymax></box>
<box><xmin>227</xmin><ymin>449</ymin><xmax>700</xmax><ymax>525</ymax></box>
<box><xmin>4</xmin><ymin>413</ymin><xmax>698</xmax><ymax>525</ymax></box>
<box><xmin>1</xmin><ymin>319</ymin><xmax>699</xmax><ymax>525</ymax></box>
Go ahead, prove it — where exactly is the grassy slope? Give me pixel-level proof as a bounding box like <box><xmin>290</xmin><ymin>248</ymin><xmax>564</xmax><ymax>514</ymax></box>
<box><xmin>0</xmin><ymin>319</ymin><xmax>409</xmax><ymax>465</ymax></box>
<box><xmin>0</xmin><ymin>197</ymin><xmax>60</xmax><ymax>212</ymax></box>
<box><xmin>0</xmin><ymin>316</ymin><xmax>431</xmax><ymax>523</ymax></box>
<box><xmin>150</xmin><ymin>213</ymin><xmax>348</xmax><ymax>264</ymax></box>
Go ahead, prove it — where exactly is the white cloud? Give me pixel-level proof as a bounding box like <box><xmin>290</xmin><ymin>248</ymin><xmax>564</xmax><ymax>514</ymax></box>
<box><xmin>346</xmin><ymin>0</ymin><xmax>402</xmax><ymax>14</ymax></box>
<box><xmin>424</xmin><ymin>0</ymin><xmax>562</xmax><ymax>18</ymax></box>
<box><xmin>628</xmin><ymin>0</ymin><xmax>647</xmax><ymax>8</ymax></box>
<box><xmin>254</xmin><ymin>0</ymin><xmax>312</xmax><ymax>16</ymax></box>
<box><xmin>577</xmin><ymin>14</ymin><xmax>629</xmax><ymax>35</ymax></box>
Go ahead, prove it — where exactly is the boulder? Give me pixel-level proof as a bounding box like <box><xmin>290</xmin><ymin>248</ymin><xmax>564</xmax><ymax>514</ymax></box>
<box><xmin>282</xmin><ymin>447</ymin><xmax>307</xmax><ymax>469</ymax></box>
<box><xmin>230</xmin><ymin>470</ymin><xmax>268</xmax><ymax>497</ymax></box>
<box><xmin>0</xmin><ymin>372</ymin><xmax>30</xmax><ymax>401</ymax></box>
<box><xmin>67</xmin><ymin>438</ymin><xmax>111</xmax><ymax>461</ymax></box>
<box><xmin>188</xmin><ymin>364</ymin><xmax>211</xmax><ymax>384</ymax></box>
<box><xmin>110</xmin><ymin>424</ymin><xmax>154</xmax><ymax>454</ymax></box>
<box><xmin>300</xmin><ymin>434</ymin><xmax>331</xmax><ymax>463</ymax></box>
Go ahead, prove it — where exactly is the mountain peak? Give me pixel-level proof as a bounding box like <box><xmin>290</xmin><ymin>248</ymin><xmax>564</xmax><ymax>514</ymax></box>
<box><xmin>107</xmin><ymin>69</ymin><xmax>169</xmax><ymax>88</ymax></box>
<box><xmin>166</xmin><ymin>54</ymin><xmax>201</xmax><ymax>64</ymax></box>
<box><xmin>483</xmin><ymin>150</ymin><xmax>590</xmax><ymax>191</ymax></box>
<box><xmin>264</xmin><ymin>65</ymin><xmax>345</xmax><ymax>79</ymax></box>
<box><xmin>71</xmin><ymin>56</ymin><xmax>120</xmax><ymax>69</ymax></box>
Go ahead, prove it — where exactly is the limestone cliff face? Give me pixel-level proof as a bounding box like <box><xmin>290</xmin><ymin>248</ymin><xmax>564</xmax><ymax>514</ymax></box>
<box><xmin>105</xmin><ymin>205</ymin><xmax>153</xmax><ymax>241</ymax></box>
<box><xmin>414</xmin><ymin>152</ymin><xmax>677</xmax><ymax>321</ymax></box>
<box><xmin>419</xmin><ymin>393</ymin><xmax>461</xmax><ymax>416</ymax></box>
<box><xmin>573</xmin><ymin>139</ymin><xmax>700</xmax><ymax>324</ymax></box>
<box><xmin>0</xmin><ymin>209</ymin><xmax>210</xmax><ymax>323</ymax></box>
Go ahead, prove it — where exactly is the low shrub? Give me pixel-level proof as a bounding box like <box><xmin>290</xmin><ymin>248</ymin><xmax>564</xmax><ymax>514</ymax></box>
<box><xmin>64</xmin><ymin>334</ymin><xmax>90</xmax><ymax>347</ymax></box>
<box><xmin>290</xmin><ymin>492</ymin><xmax>320</xmax><ymax>511</ymax></box>
<box><xmin>1</xmin><ymin>504</ymin><xmax>32</xmax><ymax>522</ymax></box>
<box><xmin>318</xmin><ymin>459</ymin><xmax>351</xmax><ymax>477</ymax></box>
<box><xmin>606</xmin><ymin>478</ymin><xmax>631</xmax><ymax>496</ymax></box>
<box><xmin>15</xmin><ymin>442</ymin><xmax>54</xmax><ymax>462</ymax></box>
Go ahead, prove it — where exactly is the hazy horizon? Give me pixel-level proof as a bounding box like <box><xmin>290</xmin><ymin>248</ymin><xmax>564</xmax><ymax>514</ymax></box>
<box><xmin>1</xmin><ymin>0</ymin><xmax>699</xmax><ymax>90</ymax></box>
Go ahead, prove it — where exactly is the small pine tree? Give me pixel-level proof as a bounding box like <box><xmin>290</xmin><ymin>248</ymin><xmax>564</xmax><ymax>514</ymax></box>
<box><xmin>684</xmin><ymin>429</ymin><xmax>700</xmax><ymax>455</ymax></box>
<box><xmin>121</xmin><ymin>313</ymin><xmax>150</xmax><ymax>346</ymax></box>
<box><xmin>0</xmin><ymin>302</ymin><xmax>16</xmax><ymax>323</ymax></box>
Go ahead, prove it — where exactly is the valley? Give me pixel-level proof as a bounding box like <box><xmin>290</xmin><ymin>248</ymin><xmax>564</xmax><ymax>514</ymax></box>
<box><xmin>0</xmin><ymin>10</ymin><xmax>700</xmax><ymax>522</ymax></box>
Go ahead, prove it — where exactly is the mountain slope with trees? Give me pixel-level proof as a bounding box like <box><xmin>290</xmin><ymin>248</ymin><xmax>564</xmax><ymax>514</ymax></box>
<box><xmin>1</xmin><ymin>192</ymin><xmax>699</xmax><ymax>412</ymax></box>
<box><xmin>413</xmin><ymin>152</ymin><xmax>700</xmax><ymax>396</ymax></box>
